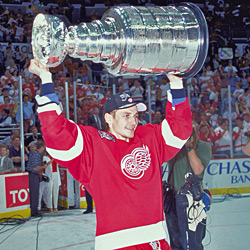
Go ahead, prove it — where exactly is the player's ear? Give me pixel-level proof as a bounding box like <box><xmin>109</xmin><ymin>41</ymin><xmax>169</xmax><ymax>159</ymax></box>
<box><xmin>104</xmin><ymin>113</ymin><xmax>112</xmax><ymax>125</ymax></box>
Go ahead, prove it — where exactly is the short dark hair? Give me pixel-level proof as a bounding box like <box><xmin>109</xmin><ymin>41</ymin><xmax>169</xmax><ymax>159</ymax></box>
<box><xmin>0</xmin><ymin>144</ymin><xmax>8</xmax><ymax>150</ymax></box>
<box><xmin>36</xmin><ymin>140</ymin><xmax>45</xmax><ymax>149</ymax></box>
<box><xmin>220</xmin><ymin>118</ymin><xmax>228</xmax><ymax>126</ymax></box>
<box><xmin>13</xmin><ymin>135</ymin><xmax>20</xmax><ymax>141</ymax></box>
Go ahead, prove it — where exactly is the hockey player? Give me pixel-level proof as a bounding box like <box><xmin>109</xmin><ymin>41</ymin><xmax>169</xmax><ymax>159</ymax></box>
<box><xmin>29</xmin><ymin>58</ymin><xmax>192</xmax><ymax>250</ymax></box>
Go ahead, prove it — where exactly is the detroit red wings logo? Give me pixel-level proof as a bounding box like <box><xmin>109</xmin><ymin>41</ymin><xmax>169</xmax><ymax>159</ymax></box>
<box><xmin>121</xmin><ymin>145</ymin><xmax>151</xmax><ymax>179</ymax></box>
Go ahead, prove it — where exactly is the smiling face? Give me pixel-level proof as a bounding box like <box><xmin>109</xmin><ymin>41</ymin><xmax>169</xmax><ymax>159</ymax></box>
<box><xmin>105</xmin><ymin>106</ymin><xmax>138</xmax><ymax>142</ymax></box>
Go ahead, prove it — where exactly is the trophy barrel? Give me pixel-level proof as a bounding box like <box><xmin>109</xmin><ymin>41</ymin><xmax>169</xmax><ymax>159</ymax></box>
<box><xmin>101</xmin><ymin>3</ymin><xmax>209</xmax><ymax>78</ymax></box>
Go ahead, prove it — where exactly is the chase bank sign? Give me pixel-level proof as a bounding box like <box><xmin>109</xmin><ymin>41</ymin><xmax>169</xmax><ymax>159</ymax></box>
<box><xmin>203</xmin><ymin>158</ymin><xmax>250</xmax><ymax>194</ymax></box>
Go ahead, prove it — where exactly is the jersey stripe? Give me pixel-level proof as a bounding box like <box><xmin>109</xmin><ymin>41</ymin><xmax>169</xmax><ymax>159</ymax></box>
<box><xmin>95</xmin><ymin>220</ymin><xmax>166</xmax><ymax>250</ymax></box>
<box><xmin>37</xmin><ymin>103</ymin><xmax>63</xmax><ymax>115</ymax></box>
<box><xmin>161</xmin><ymin>119</ymin><xmax>188</xmax><ymax>148</ymax></box>
<box><xmin>46</xmin><ymin>121</ymin><xmax>83</xmax><ymax>161</ymax></box>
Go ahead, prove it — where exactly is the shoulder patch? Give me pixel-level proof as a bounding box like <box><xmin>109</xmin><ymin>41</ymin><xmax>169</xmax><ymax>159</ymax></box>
<box><xmin>98</xmin><ymin>130</ymin><xmax>116</xmax><ymax>142</ymax></box>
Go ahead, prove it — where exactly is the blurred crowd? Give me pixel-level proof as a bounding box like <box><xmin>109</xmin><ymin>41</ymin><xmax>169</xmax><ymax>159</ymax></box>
<box><xmin>0</xmin><ymin>0</ymin><xmax>250</xmax><ymax>178</ymax></box>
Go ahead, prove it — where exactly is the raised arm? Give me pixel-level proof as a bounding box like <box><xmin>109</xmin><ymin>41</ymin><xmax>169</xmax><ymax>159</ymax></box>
<box><xmin>158</xmin><ymin>75</ymin><xmax>192</xmax><ymax>160</ymax></box>
<box><xmin>29</xmin><ymin>59</ymin><xmax>91</xmax><ymax>183</ymax></box>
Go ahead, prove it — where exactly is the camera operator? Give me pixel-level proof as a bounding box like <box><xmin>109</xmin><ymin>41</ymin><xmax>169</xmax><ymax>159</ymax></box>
<box><xmin>164</xmin><ymin>121</ymin><xmax>211</xmax><ymax>250</ymax></box>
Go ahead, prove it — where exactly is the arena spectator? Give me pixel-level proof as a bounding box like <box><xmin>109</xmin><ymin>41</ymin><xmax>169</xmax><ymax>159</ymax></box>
<box><xmin>88</xmin><ymin>106</ymin><xmax>103</xmax><ymax>130</ymax></box>
<box><xmin>82</xmin><ymin>78</ymin><xmax>94</xmax><ymax>97</ymax></box>
<box><xmin>118</xmin><ymin>76</ymin><xmax>130</xmax><ymax>94</ymax></box>
<box><xmin>0</xmin><ymin>88</ymin><xmax>13</xmax><ymax>105</ymax></box>
<box><xmin>14</xmin><ymin>22</ymin><xmax>25</xmax><ymax>43</ymax></box>
<box><xmin>100</xmin><ymin>89</ymin><xmax>111</xmax><ymax>110</ymax></box>
<box><xmin>0</xmin><ymin>96</ymin><xmax>16</xmax><ymax>117</ymax></box>
<box><xmin>0</xmin><ymin>69</ymin><xmax>15</xmax><ymax>87</ymax></box>
<box><xmin>242</xmin><ymin>112</ymin><xmax>250</xmax><ymax>130</ymax></box>
<box><xmin>0</xmin><ymin>109</ymin><xmax>12</xmax><ymax>127</ymax></box>
<box><xmin>130</xmin><ymin>79</ymin><xmax>144</xmax><ymax>102</ymax></box>
<box><xmin>138</xmin><ymin>111</ymin><xmax>147</xmax><ymax>126</ymax></box>
<box><xmin>14</xmin><ymin>46</ymin><xmax>22</xmax><ymax>68</ymax></box>
<box><xmin>203</xmin><ymin>77</ymin><xmax>217</xmax><ymax>101</ymax></box>
<box><xmin>233</xmin><ymin>117</ymin><xmax>248</xmax><ymax>157</ymax></box>
<box><xmin>93</xmin><ymin>86</ymin><xmax>104</xmax><ymax>102</ymax></box>
<box><xmin>76</xmin><ymin>106</ymin><xmax>86</xmax><ymax>125</ymax></box>
<box><xmin>5</xmin><ymin>24</ymin><xmax>15</xmax><ymax>43</ymax></box>
<box><xmin>22</xmin><ymin>76</ymin><xmax>37</xmax><ymax>97</ymax></box>
<box><xmin>0</xmin><ymin>129</ymin><xmax>19</xmax><ymax>147</ymax></box>
<box><xmin>26</xmin><ymin>5</ymin><xmax>34</xmax><ymax>17</ymax></box>
<box><xmin>152</xmin><ymin>110</ymin><xmax>163</xmax><ymax>125</ymax></box>
<box><xmin>27</xmin><ymin>141</ymin><xmax>37</xmax><ymax>157</ymax></box>
<box><xmin>187</xmin><ymin>76</ymin><xmax>199</xmax><ymax>108</ymax></box>
<box><xmin>197</xmin><ymin>92</ymin><xmax>218</xmax><ymax>113</ymax></box>
<box><xmin>235</xmin><ymin>100</ymin><xmax>249</xmax><ymax>117</ymax></box>
<box><xmin>198</xmin><ymin>122</ymin><xmax>218</xmax><ymax>153</ymax></box>
<box><xmin>9</xmin><ymin>80</ymin><xmax>19</xmax><ymax>103</ymax></box>
<box><xmin>241</xmin><ymin>71</ymin><xmax>249</xmax><ymax>89</ymax></box>
<box><xmin>199</xmin><ymin>68</ymin><xmax>212</xmax><ymax>91</ymax></box>
<box><xmin>208</xmin><ymin>43</ymin><xmax>219</xmax><ymax>69</ymax></box>
<box><xmin>0</xmin><ymin>49</ymin><xmax>4</xmax><ymax>76</ymax></box>
<box><xmin>146</xmin><ymin>83</ymin><xmax>156</xmax><ymax>111</ymax></box>
<box><xmin>233</xmin><ymin>82</ymin><xmax>244</xmax><ymax>102</ymax></box>
<box><xmin>78</xmin><ymin>62</ymin><xmax>91</xmax><ymax>83</ymax></box>
<box><xmin>37</xmin><ymin>154</ymin><xmax>54</xmax><ymax>213</ymax></box>
<box><xmin>0</xmin><ymin>144</ymin><xmax>15</xmax><ymax>173</ymax></box>
<box><xmin>4</xmin><ymin>46</ymin><xmax>15</xmax><ymax>67</ymax></box>
<box><xmin>24</xmin><ymin>125</ymin><xmax>43</xmax><ymax>147</ymax></box>
<box><xmin>239</xmin><ymin>52</ymin><xmax>250</xmax><ymax>76</ymax></box>
<box><xmin>214</xmin><ymin>118</ymin><xmax>231</xmax><ymax>158</ymax></box>
<box><xmin>100</xmin><ymin>68</ymin><xmax>110</xmax><ymax>86</ymax></box>
<box><xmin>159</xmin><ymin>77</ymin><xmax>169</xmax><ymax>108</ymax></box>
<box><xmin>26</xmin><ymin>140</ymin><xmax>46</xmax><ymax>217</ymax></box>
<box><xmin>16</xmin><ymin>94</ymin><xmax>34</xmax><ymax>133</ymax></box>
<box><xmin>54</xmin><ymin>79</ymin><xmax>65</xmax><ymax>102</ymax></box>
<box><xmin>223</xmin><ymin>105</ymin><xmax>237</xmax><ymax>125</ymax></box>
<box><xmin>9</xmin><ymin>135</ymin><xmax>28</xmax><ymax>171</ymax></box>
<box><xmin>224</xmin><ymin>60</ymin><xmax>238</xmax><ymax>75</ymax></box>
<box><xmin>0</xmin><ymin>25</ymin><xmax>4</xmax><ymax>42</ymax></box>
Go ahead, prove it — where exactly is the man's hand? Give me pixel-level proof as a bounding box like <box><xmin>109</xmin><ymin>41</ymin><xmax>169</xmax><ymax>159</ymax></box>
<box><xmin>29</xmin><ymin>59</ymin><xmax>49</xmax><ymax>77</ymax></box>
<box><xmin>167</xmin><ymin>74</ymin><xmax>183</xmax><ymax>89</ymax></box>
<box><xmin>167</xmin><ymin>74</ymin><xmax>182</xmax><ymax>82</ymax></box>
<box><xmin>185</xmin><ymin>138</ymin><xmax>194</xmax><ymax>149</ymax></box>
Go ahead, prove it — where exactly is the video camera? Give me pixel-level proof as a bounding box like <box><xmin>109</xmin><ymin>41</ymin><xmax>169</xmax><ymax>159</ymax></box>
<box><xmin>180</xmin><ymin>173</ymin><xmax>202</xmax><ymax>201</ymax></box>
<box><xmin>41</xmin><ymin>173</ymin><xmax>50</xmax><ymax>182</ymax></box>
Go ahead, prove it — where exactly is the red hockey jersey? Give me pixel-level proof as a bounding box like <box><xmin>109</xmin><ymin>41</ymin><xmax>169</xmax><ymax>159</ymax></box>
<box><xmin>36</xmin><ymin>84</ymin><xmax>192</xmax><ymax>250</ymax></box>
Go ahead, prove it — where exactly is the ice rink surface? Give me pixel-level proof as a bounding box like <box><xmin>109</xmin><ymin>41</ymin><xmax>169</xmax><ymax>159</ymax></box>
<box><xmin>1</xmin><ymin>194</ymin><xmax>250</xmax><ymax>250</ymax></box>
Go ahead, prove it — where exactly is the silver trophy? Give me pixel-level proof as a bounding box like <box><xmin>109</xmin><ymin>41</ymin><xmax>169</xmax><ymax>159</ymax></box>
<box><xmin>32</xmin><ymin>3</ymin><xmax>208</xmax><ymax>78</ymax></box>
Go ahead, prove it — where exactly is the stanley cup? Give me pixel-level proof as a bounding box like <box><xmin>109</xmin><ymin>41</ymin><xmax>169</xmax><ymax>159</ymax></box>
<box><xmin>32</xmin><ymin>3</ymin><xmax>208</xmax><ymax>78</ymax></box>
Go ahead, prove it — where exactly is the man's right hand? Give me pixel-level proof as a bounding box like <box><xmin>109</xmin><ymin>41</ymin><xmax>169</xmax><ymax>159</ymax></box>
<box><xmin>29</xmin><ymin>59</ymin><xmax>49</xmax><ymax>77</ymax></box>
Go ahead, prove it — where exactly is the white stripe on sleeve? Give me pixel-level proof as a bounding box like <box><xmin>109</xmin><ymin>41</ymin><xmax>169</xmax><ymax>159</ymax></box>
<box><xmin>46</xmin><ymin>122</ymin><xmax>83</xmax><ymax>161</ymax></box>
<box><xmin>37</xmin><ymin>103</ymin><xmax>63</xmax><ymax>115</ymax></box>
<box><xmin>161</xmin><ymin>119</ymin><xmax>188</xmax><ymax>149</ymax></box>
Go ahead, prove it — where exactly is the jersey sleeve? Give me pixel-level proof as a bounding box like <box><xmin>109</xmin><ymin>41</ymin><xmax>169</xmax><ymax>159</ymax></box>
<box><xmin>36</xmin><ymin>82</ymin><xmax>93</xmax><ymax>184</ymax></box>
<box><xmin>159</xmin><ymin>87</ymin><xmax>192</xmax><ymax>161</ymax></box>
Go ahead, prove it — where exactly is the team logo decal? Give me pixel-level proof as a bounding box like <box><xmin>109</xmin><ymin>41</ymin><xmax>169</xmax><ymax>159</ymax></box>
<box><xmin>149</xmin><ymin>240</ymin><xmax>161</xmax><ymax>250</ymax></box>
<box><xmin>98</xmin><ymin>130</ymin><xmax>116</xmax><ymax>142</ymax></box>
<box><xmin>120</xmin><ymin>93</ymin><xmax>133</xmax><ymax>103</ymax></box>
<box><xmin>121</xmin><ymin>145</ymin><xmax>151</xmax><ymax>179</ymax></box>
